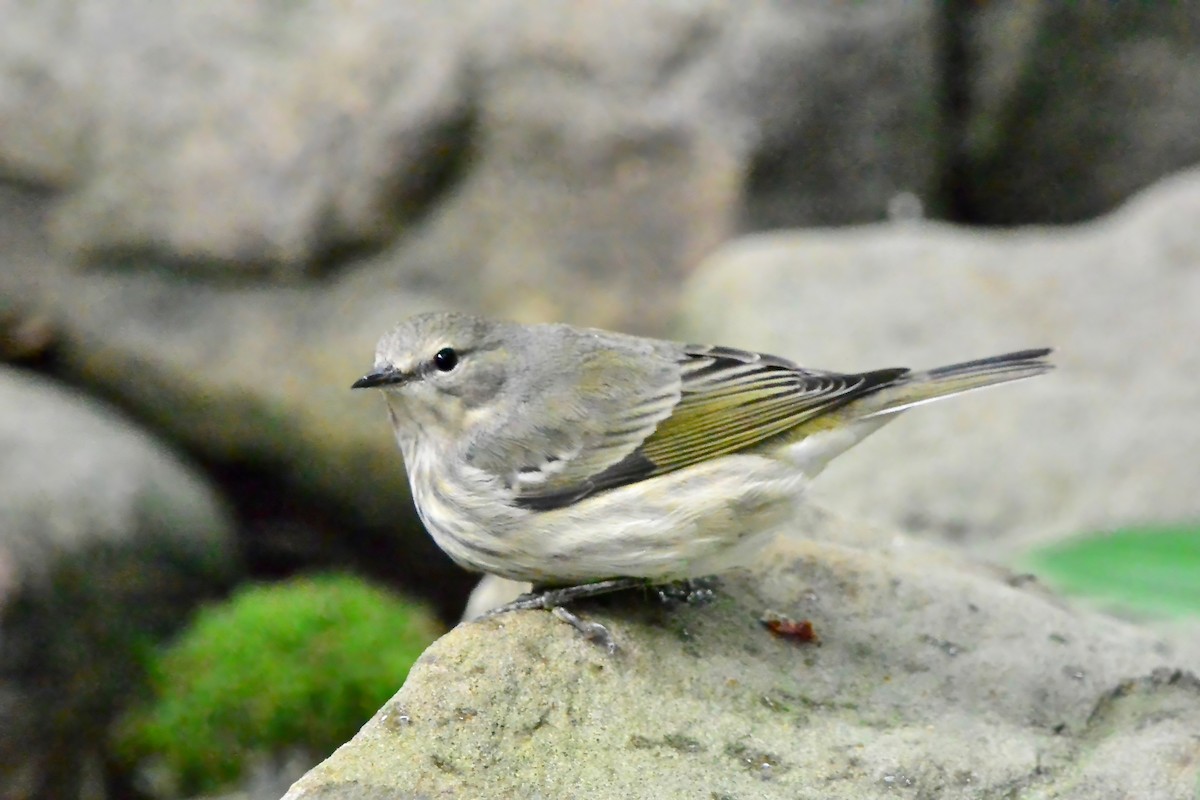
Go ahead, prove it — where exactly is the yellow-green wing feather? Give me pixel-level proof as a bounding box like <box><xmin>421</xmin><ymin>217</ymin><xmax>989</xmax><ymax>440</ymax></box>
<box><xmin>636</xmin><ymin>345</ymin><xmax>907</xmax><ymax>474</ymax></box>
<box><xmin>638</xmin><ymin>345</ymin><xmax>1052</xmax><ymax>473</ymax></box>
<box><xmin>514</xmin><ymin>342</ymin><xmax>1051</xmax><ymax>511</ymax></box>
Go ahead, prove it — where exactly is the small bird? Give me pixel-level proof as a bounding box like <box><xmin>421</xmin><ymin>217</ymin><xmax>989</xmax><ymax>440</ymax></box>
<box><xmin>353</xmin><ymin>312</ymin><xmax>1051</xmax><ymax>643</ymax></box>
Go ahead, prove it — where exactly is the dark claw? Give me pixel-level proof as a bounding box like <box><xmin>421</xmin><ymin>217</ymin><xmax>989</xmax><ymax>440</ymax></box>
<box><xmin>654</xmin><ymin>576</ymin><xmax>721</xmax><ymax>607</ymax></box>
<box><xmin>552</xmin><ymin>607</ymin><xmax>619</xmax><ymax>654</ymax></box>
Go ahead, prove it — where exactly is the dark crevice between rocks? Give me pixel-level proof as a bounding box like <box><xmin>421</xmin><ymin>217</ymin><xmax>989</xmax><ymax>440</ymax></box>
<box><xmin>0</xmin><ymin>312</ymin><xmax>60</xmax><ymax>370</ymax></box>
<box><xmin>186</xmin><ymin>459</ymin><xmax>478</xmax><ymax>626</ymax></box>
<box><xmin>310</xmin><ymin>103</ymin><xmax>483</xmax><ymax>278</ymax></box>
<box><xmin>933</xmin><ymin>0</ymin><xmax>975</xmax><ymax>224</ymax></box>
<box><xmin>386</xmin><ymin>106</ymin><xmax>481</xmax><ymax>232</ymax></box>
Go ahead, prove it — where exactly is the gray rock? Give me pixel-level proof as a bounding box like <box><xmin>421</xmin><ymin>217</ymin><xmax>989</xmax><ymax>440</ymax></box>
<box><xmin>0</xmin><ymin>0</ymin><xmax>471</xmax><ymax>275</ymax></box>
<box><xmin>0</xmin><ymin>1</ymin><xmax>939</xmax><ymax>321</ymax></box>
<box><xmin>281</xmin><ymin>512</ymin><xmax>1200</xmax><ymax>800</ymax></box>
<box><xmin>958</xmin><ymin>3</ymin><xmax>1200</xmax><ymax>223</ymax></box>
<box><xmin>0</xmin><ymin>368</ymin><xmax>238</xmax><ymax>799</ymax></box>
<box><xmin>8</xmin><ymin>2</ymin><xmax>1196</xmax><ymax>292</ymax></box>
<box><xmin>676</xmin><ymin>167</ymin><xmax>1200</xmax><ymax>555</ymax></box>
<box><xmin>415</xmin><ymin>1</ymin><xmax>938</xmax><ymax>328</ymax></box>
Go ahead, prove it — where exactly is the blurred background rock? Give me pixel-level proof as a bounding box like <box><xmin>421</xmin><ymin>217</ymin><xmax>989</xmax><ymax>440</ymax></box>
<box><xmin>0</xmin><ymin>2</ymin><xmax>1198</xmax><ymax>798</ymax></box>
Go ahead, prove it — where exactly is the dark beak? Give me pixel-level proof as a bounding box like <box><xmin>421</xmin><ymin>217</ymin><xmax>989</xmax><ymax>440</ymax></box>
<box><xmin>351</xmin><ymin>366</ymin><xmax>409</xmax><ymax>390</ymax></box>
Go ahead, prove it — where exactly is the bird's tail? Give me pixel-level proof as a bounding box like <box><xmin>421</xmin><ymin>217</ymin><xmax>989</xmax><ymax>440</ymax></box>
<box><xmin>854</xmin><ymin>348</ymin><xmax>1053</xmax><ymax>420</ymax></box>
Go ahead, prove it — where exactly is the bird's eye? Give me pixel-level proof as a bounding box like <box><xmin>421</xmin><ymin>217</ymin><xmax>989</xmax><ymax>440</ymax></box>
<box><xmin>432</xmin><ymin>347</ymin><xmax>458</xmax><ymax>372</ymax></box>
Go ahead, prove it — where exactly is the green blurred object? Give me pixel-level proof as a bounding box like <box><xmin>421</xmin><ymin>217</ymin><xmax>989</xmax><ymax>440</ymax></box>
<box><xmin>114</xmin><ymin>573</ymin><xmax>442</xmax><ymax>796</ymax></box>
<box><xmin>1027</xmin><ymin>524</ymin><xmax>1200</xmax><ymax>619</ymax></box>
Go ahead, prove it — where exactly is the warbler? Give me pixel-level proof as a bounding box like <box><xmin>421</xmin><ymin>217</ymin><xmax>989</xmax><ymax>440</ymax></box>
<box><xmin>353</xmin><ymin>312</ymin><xmax>1051</xmax><ymax>628</ymax></box>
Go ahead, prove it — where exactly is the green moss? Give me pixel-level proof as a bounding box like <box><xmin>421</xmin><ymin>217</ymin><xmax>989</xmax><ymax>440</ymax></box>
<box><xmin>1025</xmin><ymin>524</ymin><xmax>1200</xmax><ymax>619</ymax></box>
<box><xmin>115</xmin><ymin>573</ymin><xmax>441</xmax><ymax>795</ymax></box>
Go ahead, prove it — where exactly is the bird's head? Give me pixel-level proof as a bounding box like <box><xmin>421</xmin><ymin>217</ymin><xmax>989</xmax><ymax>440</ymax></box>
<box><xmin>352</xmin><ymin>312</ymin><xmax>520</xmax><ymax>439</ymax></box>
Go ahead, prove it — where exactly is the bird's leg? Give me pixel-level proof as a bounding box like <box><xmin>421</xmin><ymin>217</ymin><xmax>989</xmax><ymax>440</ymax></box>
<box><xmin>479</xmin><ymin>577</ymin><xmax>646</xmax><ymax>653</ymax></box>
<box><xmin>482</xmin><ymin>577</ymin><xmax>646</xmax><ymax>615</ymax></box>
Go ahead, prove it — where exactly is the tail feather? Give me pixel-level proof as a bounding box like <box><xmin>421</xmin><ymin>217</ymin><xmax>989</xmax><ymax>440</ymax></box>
<box><xmin>857</xmin><ymin>348</ymin><xmax>1053</xmax><ymax>419</ymax></box>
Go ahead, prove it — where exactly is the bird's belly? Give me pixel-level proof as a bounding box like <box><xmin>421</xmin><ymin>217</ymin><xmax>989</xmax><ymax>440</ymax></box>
<box><xmin>412</xmin><ymin>453</ymin><xmax>808</xmax><ymax>584</ymax></box>
<box><xmin>528</xmin><ymin>455</ymin><xmax>806</xmax><ymax>582</ymax></box>
<box><xmin>407</xmin><ymin>467</ymin><xmax>520</xmax><ymax>578</ymax></box>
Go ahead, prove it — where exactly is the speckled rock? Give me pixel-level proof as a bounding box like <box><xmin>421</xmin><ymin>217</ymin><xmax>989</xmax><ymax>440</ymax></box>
<box><xmin>282</xmin><ymin>511</ymin><xmax>1200</xmax><ymax>800</ymax></box>
<box><xmin>676</xmin><ymin>167</ymin><xmax>1200</xmax><ymax>555</ymax></box>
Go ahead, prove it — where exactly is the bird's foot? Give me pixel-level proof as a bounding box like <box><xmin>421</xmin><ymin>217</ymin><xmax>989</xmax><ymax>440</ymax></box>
<box><xmin>478</xmin><ymin>576</ymin><xmax>722</xmax><ymax>652</ymax></box>
<box><xmin>479</xmin><ymin>577</ymin><xmax>645</xmax><ymax>653</ymax></box>
<box><xmin>551</xmin><ymin>606</ymin><xmax>619</xmax><ymax>654</ymax></box>
<box><xmin>653</xmin><ymin>576</ymin><xmax>721</xmax><ymax>607</ymax></box>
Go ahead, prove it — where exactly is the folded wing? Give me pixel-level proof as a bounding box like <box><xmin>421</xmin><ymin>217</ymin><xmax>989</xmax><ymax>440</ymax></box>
<box><xmin>513</xmin><ymin>343</ymin><xmax>906</xmax><ymax>510</ymax></box>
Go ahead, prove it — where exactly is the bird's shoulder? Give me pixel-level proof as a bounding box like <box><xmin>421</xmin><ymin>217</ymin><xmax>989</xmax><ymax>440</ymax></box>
<box><xmin>461</xmin><ymin>326</ymin><xmax>685</xmax><ymax>504</ymax></box>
